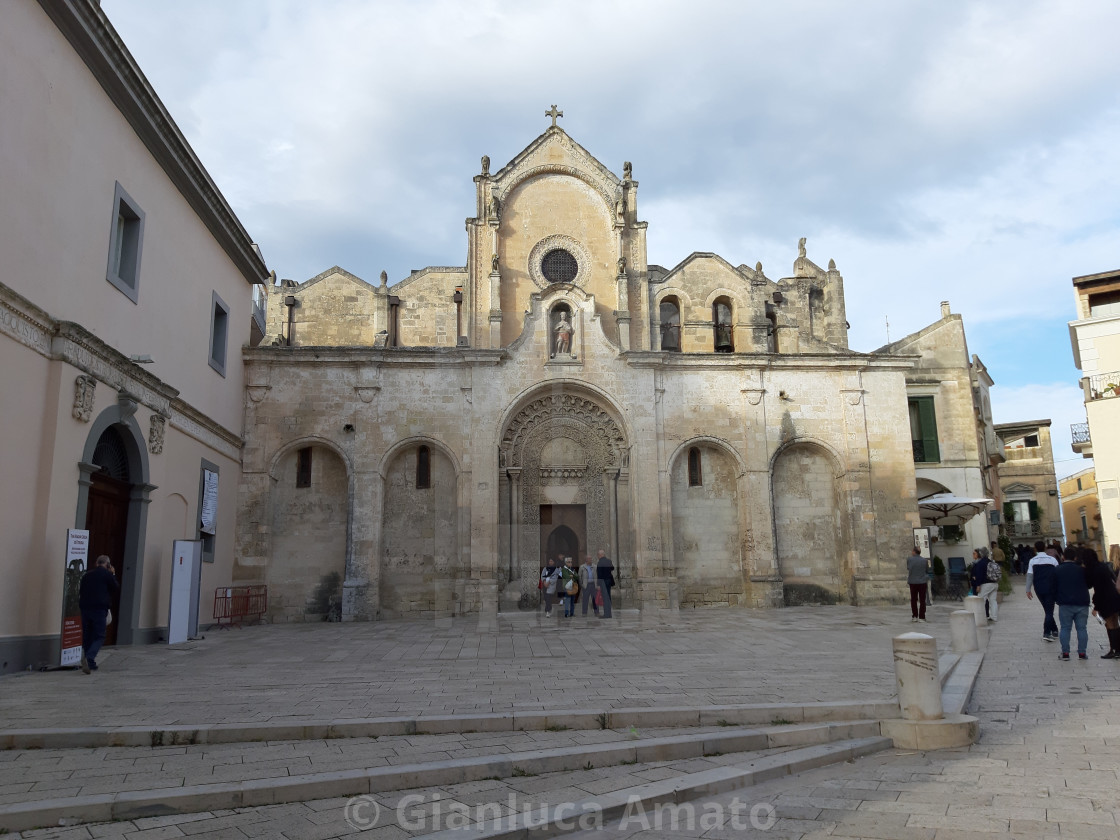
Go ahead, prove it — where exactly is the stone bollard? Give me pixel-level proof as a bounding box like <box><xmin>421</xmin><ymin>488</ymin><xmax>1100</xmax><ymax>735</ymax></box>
<box><xmin>963</xmin><ymin>595</ymin><xmax>986</xmax><ymax>627</ymax></box>
<box><xmin>950</xmin><ymin>610</ymin><xmax>979</xmax><ymax>652</ymax></box>
<box><xmin>892</xmin><ymin>633</ymin><xmax>943</xmax><ymax>721</ymax></box>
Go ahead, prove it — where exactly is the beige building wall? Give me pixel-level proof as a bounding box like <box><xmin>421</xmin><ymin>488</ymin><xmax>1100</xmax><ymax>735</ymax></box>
<box><xmin>245</xmin><ymin>125</ymin><xmax>920</xmax><ymax>622</ymax></box>
<box><xmin>0</xmin><ymin>1</ymin><xmax>266</xmax><ymax>672</ymax></box>
<box><xmin>994</xmin><ymin>420</ymin><xmax>1061</xmax><ymax>545</ymax></box>
<box><xmin>1059</xmin><ymin>468</ymin><xmax>1102</xmax><ymax>557</ymax></box>
<box><xmin>1069</xmin><ymin>268</ymin><xmax>1120</xmax><ymax>565</ymax></box>
<box><xmin>880</xmin><ymin>305</ymin><xmax>1004</xmax><ymax>555</ymax></box>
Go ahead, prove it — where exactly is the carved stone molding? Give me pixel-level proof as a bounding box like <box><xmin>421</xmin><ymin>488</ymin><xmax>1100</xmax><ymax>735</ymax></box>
<box><xmin>354</xmin><ymin>386</ymin><xmax>380</xmax><ymax>404</ymax></box>
<box><xmin>148</xmin><ymin>413</ymin><xmax>166</xmax><ymax>455</ymax></box>
<box><xmin>527</xmin><ymin>235</ymin><xmax>592</xmax><ymax>290</ymax></box>
<box><xmin>497</xmin><ymin>161</ymin><xmax>615</xmax><ymax>214</ymax></box>
<box><xmin>540</xmin><ymin>465</ymin><xmax>587</xmax><ymax>481</ymax></box>
<box><xmin>73</xmin><ymin>375</ymin><xmax>96</xmax><ymax>422</ymax></box>
<box><xmin>117</xmin><ymin>390</ymin><xmax>139</xmax><ymax>421</ymax></box>
<box><xmin>246</xmin><ymin>385</ymin><xmax>272</xmax><ymax>403</ymax></box>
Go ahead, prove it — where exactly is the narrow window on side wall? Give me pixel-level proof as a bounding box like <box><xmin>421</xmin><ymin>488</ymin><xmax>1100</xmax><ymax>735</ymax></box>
<box><xmin>688</xmin><ymin>447</ymin><xmax>703</xmax><ymax>486</ymax></box>
<box><xmin>417</xmin><ymin>445</ymin><xmax>431</xmax><ymax>489</ymax></box>
<box><xmin>296</xmin><ymin>447</ymin><xmax>312</xmax><ymax>487</ymax></box>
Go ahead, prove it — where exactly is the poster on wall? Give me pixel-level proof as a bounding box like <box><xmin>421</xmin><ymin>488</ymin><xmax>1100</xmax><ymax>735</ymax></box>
<box><xmin>913</xmin><ymin>527</ymin><xmax>932</xmax><ymax>559</ymax></box>
<box><xmin>60</xmin><ymin>528</ymin><xmax>89</xmax><ymax>667</ymax></box>
<box><xmin>200</xmin><ymin>469</ymin><xmax>218</xmax><ymax>535</ymax></box>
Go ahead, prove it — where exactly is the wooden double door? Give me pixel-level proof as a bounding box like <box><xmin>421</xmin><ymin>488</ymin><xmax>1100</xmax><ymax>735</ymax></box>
<box><xmin>84</xmin><ymin>472</ymin><xmax>128</xmax><ymax>646</ymax></box>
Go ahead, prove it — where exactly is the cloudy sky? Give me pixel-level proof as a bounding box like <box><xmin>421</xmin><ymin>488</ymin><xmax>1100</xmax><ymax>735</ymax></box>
<box><xmin>103</xmin><ymin>0</ymin><xmax>1120</xmax><ymax>478</ymax></box>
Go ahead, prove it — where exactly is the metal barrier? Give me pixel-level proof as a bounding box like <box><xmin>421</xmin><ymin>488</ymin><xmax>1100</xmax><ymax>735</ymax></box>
<box><xmin>212</xmin><ymin>585</ymin><xmax>267</xmax><ymax>628</ymax></box>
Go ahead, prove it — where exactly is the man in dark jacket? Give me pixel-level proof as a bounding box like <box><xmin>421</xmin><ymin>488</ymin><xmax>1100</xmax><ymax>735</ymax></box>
<box><xmin>78</xmin><ymin>555</ymin><xmax>118</xmax><ymax>674</ymax></box>
<box><xmin>595</xmin><ymin>549</ymin><xmax>616</xmax><ymax>619</ymax></box>
<box><xmin>1054</xmin><ymin>548</ymin><xmax>1090</xmax><ymax>660</ymax></box>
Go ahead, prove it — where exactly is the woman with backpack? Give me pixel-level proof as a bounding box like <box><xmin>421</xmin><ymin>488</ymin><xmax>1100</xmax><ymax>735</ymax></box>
<box><xmin>972</xmin><ymin>547</ymin><xmax>1000</xmax><ymax>622</ymax></box>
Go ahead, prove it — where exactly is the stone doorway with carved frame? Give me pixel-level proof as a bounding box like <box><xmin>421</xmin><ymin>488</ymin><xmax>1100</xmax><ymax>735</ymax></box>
<box><xmin>498</xmin><ymin>386</ymin><xmax>630</xmax><ymax>611</ymax></box>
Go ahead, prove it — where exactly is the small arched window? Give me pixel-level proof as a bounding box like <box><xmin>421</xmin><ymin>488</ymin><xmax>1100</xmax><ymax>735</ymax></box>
<box><xmin>713</xmin><ymin>298</ymin><xmax>733</xmax><ymax>352</ymax></box>
<box><xmin>765</xmin><ymin>305</ymin><xmax>779</xmax><ymax>353</ymax></box>
<box><xmin>416</xmin><ymin>445</ymin><xmax>431</xmax><ymax>489</ymax></box>
<box><xmin>688</xmin><ymin>447</ymin><xmax>703</xmax><ymax>487</ymax></box>
<box><xmin>659</xmin><ymin>297</ymin><xmax>681</xmax><ymax>351</ymax></box>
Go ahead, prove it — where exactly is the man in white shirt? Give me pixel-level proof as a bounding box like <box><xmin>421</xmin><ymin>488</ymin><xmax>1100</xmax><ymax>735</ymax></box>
<box><xmin>1025</xmin><ymin>540</ymin><xmax>1060</xmax><ymax>641</ymax></box>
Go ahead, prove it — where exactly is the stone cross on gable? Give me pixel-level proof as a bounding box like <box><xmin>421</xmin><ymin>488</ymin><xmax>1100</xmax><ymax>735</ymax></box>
<box><xmin>545</xmin><ymin>104</ymin><xmax>563</xmax><ymax>127</ymax></box>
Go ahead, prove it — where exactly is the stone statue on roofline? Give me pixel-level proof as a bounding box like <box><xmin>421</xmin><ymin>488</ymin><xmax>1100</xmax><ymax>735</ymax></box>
<box><xmin>481</xmin><ymin>155</ymin><xmax>490</xmax><ymax>176</ymax></box>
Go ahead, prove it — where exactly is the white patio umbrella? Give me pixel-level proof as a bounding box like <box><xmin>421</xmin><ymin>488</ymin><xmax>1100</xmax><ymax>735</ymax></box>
<box><xmin>917</xmin><ymin>493</ymin><xmax>993</xmax><ymax>527</ymax></box>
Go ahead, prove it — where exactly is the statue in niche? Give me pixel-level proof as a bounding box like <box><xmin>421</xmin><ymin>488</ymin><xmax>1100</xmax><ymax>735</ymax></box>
<box><xmin>481</xmin><ymin>155</ymin><xmax>490</xmax><ymax>176</ymax></box>
<box><xmin>615</xmin><ymin>196</ymin><xmax>625</xmax><ymax>224</ymax></box>
<box><xmin>798</xmin><ymin>237</ymin><xmax>807</xmax><ymax>259</ymax></box>
<box><xmin>623</xmin><ymin>161</ymin><xmax>632</xmax><ymax>180</ymax></box>
<box><xmin>617</xmin><ymin>256</ymin><xmax>626</xmax><ymax>275</ymax></box>
<box><xmin>552</xmin><ymin>310</ymin><xmax>574</xmax><ymax>357</ymax></box>
<box><xmin>488</xmin><ymin>194</ymin><xmax>500</xmax><ymax>221</ymax></box>
<box><xmin>491</xmin><ymin>253</ymin><xmax>500</xmax><ymax>273</ymax></box>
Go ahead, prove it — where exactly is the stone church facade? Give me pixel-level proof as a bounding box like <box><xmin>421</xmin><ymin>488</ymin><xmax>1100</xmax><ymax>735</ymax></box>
<box><xmin>236</xmin><ymin>123</ymin><xmax>920</xmax><ymax>622</ymax></box>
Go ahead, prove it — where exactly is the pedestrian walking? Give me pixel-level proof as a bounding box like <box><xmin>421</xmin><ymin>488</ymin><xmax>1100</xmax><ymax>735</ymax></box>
<box><xmin>906</xmin><ymin>546</ymin><xmax>928</xmax><ymax>622</ymax></box>
<box><xmin>1080</xmin><ymin>547</ymin><xmax>1120</xmax><ymax>659</ymax></box>
<box><xmin>595</xmin><ymin>549</ymin><xmax>615</xmax><ymax>618</ymax></box>
<box><xmin>976</xmin><ymin>547</ymin><xmax>1001</xmax><ymax>622</ymax></box>
<box><xmin>1054</xmin><ymin>547</ymin><xmax>1091</xmax><ymax>660</ymax></box>
<box><xmin>579</xmin><ymin>554</ymin><xmax>599</xmax><ymax>617</ymax></box>
<box><xmin>559</xmin><ymin>556</ymin><xmax>578</xmax><ymax>617</ymax></box>
<box><xmin>79</xmin><ymin>555</ymin><xmax>118</xmax><ymax>674</ymax></box>
<box><xmin>1025</xmin><ymin>540</ymin><xmax>1059</xmax><ymax>641</ymax></box>
<box><xmin>540</xmin><ymin>556</ymin><xmax>560</xmax><ymax>616</ymax></box>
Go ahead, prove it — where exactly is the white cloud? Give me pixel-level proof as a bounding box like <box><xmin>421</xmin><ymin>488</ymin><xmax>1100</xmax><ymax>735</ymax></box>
<box><xmin>101</xmin><ymin>0</ymin><xmax>1120</xmax><ymax>390</ymax></box>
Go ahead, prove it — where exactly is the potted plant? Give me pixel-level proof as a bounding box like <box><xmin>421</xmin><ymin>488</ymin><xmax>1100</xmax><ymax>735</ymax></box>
<box><xmin>1107</xmin><ymin>382</ymin><xmax>1120</xmax><ymax>397</ymax></box>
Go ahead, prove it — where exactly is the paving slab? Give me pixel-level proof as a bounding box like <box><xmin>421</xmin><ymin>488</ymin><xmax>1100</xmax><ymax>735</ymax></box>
<box><xmin>1</xmin><ymin>605</ymin><xmax>949</xmax><ymax>732</ymax></box>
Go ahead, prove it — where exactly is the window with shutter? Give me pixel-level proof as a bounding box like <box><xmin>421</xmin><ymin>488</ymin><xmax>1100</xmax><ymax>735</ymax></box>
<box><xmin>908</xmin><ymin>397</ymin><xmax>940</xmax><ymax>463</ymax></box>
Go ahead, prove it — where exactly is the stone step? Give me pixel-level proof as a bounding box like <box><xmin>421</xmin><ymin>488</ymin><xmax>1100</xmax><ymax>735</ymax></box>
<box><xmin>0</xmin><ymin>721</ymin><xmax>883</xmax><ymax>833</ymax></box>
<box><xmin>419</xmin><ymin>736</ymin><xmax>895</xmax><ymax>839</ymax></box>
<box><xmin>0</xmin><ymin>699</ymin><xmax>899</xmax><ymax>751</ymax></box>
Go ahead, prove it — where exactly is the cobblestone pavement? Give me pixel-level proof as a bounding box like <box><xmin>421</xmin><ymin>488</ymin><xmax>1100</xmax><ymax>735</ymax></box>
<box><xmin>8</xmin><ymin>595</ymin><xmax>1120</xmax><ymax>839</ymax></box>
<box><xmin>573</xmin><ymin>593</ymin><xmax>1120</xmax><ymax>839</ymax></box>
<box><xmin>1</xmin><ymin>605</ymin><xmax>951</xmax><ymax>730</ymax></box>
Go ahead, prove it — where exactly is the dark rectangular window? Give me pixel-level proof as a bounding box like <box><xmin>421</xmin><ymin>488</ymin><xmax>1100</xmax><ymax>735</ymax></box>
<box><xmin>296</xmin><ymin>447</ymin><xmax>312</xmax><ymax>488</ymax></box>
<box><xmin>105</xmin><ymin>182</ymin><xmax>145</xmax><ymax>302</ymax></box>
<box><xmin>1024</xmin><ymin>434</ymin><xmax>1039</xmax><ymax>447</ymax></box>
<box><xmin>688</xmin><ymin>447</ymin><xmax>703</xmax><ymax>486</ymax></box>
<box><xmin>908</xmin><ymin>396</ymin><xmax>940</xmax><ymax>463</ymax></box>
<box><xmin>209</xmin><ymin>291</ymin><xmax>230</xmax><ymax>376</ymax></box>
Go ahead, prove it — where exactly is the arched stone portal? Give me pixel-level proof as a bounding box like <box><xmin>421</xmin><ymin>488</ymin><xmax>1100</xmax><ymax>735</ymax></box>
<box><xmin>499</xmin><ymin>389</ymin><xmax>628</xmax><ymax>609</ymax></box>
<box><xmin>771</xmin><ymin>441</ymin><xmax>850</xmax><ymax>605</ymax></box>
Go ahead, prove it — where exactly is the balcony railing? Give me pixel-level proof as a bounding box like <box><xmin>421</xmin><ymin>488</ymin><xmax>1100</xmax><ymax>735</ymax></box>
<box><xmin>1002</xmin><ymin>521</ymin><xmax>1042</xmax><ymax>538</ymax></box>
<box><xmin>1086</xmin><ymin>370</ymin><xmax>1120</xmax><ymax>400</ymax></box>
<box><xmin>1071</xmin><ymin>422</ymin><xmax>1091</xmax><ymax>446</ymax></box>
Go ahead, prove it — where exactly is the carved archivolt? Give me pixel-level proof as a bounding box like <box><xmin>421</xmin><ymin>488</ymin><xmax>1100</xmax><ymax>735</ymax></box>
<box><xmin>497</xmin><ymin>161</ymin><xmax>616</xmax><ymax>214</ymax></box>
<box><xmin>501</xmin><ymin>393</ymin><xmax>625</xmax><ymax>467</ymax></box>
